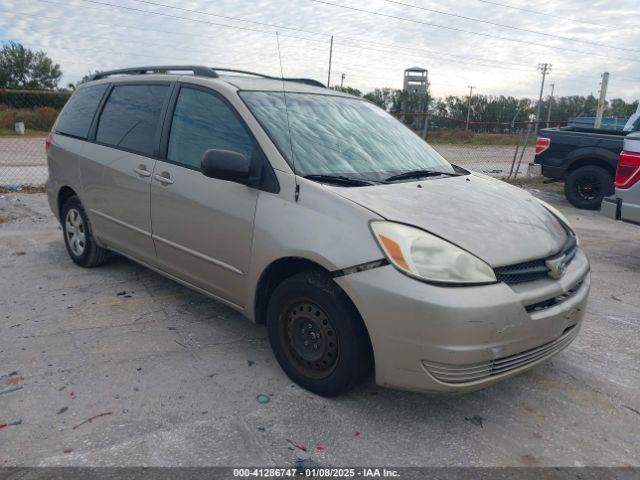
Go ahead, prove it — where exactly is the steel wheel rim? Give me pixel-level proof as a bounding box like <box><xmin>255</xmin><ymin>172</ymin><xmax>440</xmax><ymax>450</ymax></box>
<box><xmin>65</xmin><ymin>208</ymin><xmax>86</xmax><ymax>257</ymax></box>
<box><xmin>576</xmin><ymin>174</ymin><xmax>600</xmax><ymax>201</ymax></box>
<box><xmin>280</xmin><ymin>299</ymin><xmax>339</xmax><ymax>379</ymax></box>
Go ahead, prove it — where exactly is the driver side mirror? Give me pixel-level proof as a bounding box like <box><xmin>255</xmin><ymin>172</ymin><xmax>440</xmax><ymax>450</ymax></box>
<box><xmin>201</xmin><ymin>149</ymin><xmax>250</xmax><ymax>184</ymax></box>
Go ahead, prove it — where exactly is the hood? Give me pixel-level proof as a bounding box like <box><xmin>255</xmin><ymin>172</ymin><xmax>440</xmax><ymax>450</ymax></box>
<box><xmin>326</xmin><ymin>173</ymin><xmax>567</xmax><ymax>267</ymax></box>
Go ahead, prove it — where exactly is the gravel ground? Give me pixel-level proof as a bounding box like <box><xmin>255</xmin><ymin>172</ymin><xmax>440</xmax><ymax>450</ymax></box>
<box><xmin>0</xmin><ymin>189</ymin><xmax>638</xmax><ymax>468</ymax></box>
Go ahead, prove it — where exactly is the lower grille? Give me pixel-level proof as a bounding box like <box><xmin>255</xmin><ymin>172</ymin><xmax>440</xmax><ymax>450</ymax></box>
<box><xmin>525</xmin><ymin>281</ymin><xmax>583</xmax><ymax>313</ymax></box>
<box><xmin>422</xmin><ymin>326</ymin><xmax>577</xmax><ymax>385</ymax></box>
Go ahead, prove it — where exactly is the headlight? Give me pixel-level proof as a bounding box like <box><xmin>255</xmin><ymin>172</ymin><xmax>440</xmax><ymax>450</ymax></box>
<box><xmin>535</xmin><ymin>198</ymin><xmax>579</xmax><ymax>244</ymax></box>
<box><xmin>370</xmin><ymin>221</ymin><xmax>496</xmax><ymax>285</ymax></box>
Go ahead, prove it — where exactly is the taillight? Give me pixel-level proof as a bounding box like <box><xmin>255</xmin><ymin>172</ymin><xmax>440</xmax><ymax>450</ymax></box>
<box><xmin>45</xmin><ymin>132</ymin><xmax>53</xmax><ymax>151</ymax></box>
<box><xmin>535</xmin><ymin>137</ymin><xmax>550</xmax><ymax>155</ymax></box>
<box><xmin>615</xmin><ymin>150</ymin><xmax>640</xmax><ymax>189</ymax></box>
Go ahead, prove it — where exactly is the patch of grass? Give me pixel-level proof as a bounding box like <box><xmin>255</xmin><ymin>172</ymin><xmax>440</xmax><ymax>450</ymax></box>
<box><xmin>503</xmin><ymin>175</ymin><xmax>564</xmax><ymax>194</ymax></box>
<box><xmin>0</xmin><ymin>186</ymin><xmax>46</xmax><ymax>193</ymax></box>
<box><xmin>0</xmin><ymin>129</ymin><xmax>49</xmax><ymax>137</ymax></box>
<box><xmin>425</xmin><ymin>129</ymin><xmax>536</xmax><ymax>146</ymax></box>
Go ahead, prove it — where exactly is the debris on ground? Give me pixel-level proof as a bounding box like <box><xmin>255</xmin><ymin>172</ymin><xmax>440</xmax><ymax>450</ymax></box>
<box><xmin>286</xmin><ymin>439</ymin><xmax>307</xmax><ymax>452</ymax></box>
<box><xmin>57</xmin><ymin>407</ymin><xmax>68</xmax><ymax>415</ymax></box>
<box><xmin>465</xmin><ymin>415</ymin><xmax>485</xmax><ymax>428</ymax></box>
<box><xmin>611</xmin><ymin>295</ymin><xmax>622</xmax><ymax>302</ymax></box>
<box><xmin>5</xmin><ymin>376</ymin><xmax>23</xmax><ymax>386</ymax></box>
<box><xmin>256</xmin><ymin>393</ymin><xmax>270</xmax><ymax>404</ymax></box>
<box><xmin>0</xmin><ymin>424</ymin><xmax>6</xmax><ymax>430</ymax></box>
<box><xmin>257</xmin><ymin>426</ymin><xmax>266</xmax><ymax>432</ymax></box>
<box><xmin>247</xmin><ymin>360</ymin><xmax>255</xmax><ymax>367</ymax></box>
<box><xmin>116</xmin><ymin>291</ymin><xmax>127</xmax><ymax>296</ymax></box>
<box><xmin>0</xmin><ymin>386</ymin><xmax>23</xmax><ymax>396</ymax></box>
<box><xmin>355</xmin><ymin>431</ymin><xmax>361</xmax><ymax>437</ymax></box>
<box><xmin>63</xmin><ymin>448</ymin><xmax>73</xmax><ymax>454</ymax></box>
<box><xmin>622</xmin><ymin>405</ymin><xmax>640</xmax><ymax>416</ymax></box>
<box><xmin>71</xmin><ymin>412</ymin><xmax>112</xmax><ymax>430</ymax></box>
<box><xmin>315</xmin><ymin>444</ymin><xmax>325</xmax><ymax>453</ymax></box>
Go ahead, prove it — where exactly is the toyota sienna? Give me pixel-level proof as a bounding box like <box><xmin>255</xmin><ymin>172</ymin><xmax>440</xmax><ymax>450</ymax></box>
<box><xmin>46</xmin><ymin>66</ymin><xmax>590</xmax><ymax>396</ymax></box>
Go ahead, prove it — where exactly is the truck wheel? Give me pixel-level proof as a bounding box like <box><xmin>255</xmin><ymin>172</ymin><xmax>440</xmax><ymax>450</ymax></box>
<box><xmin>61</xmin><ymin>195</ymin><xmax>109</xmax><ymax>267</ymax></box>
<box><xmin>564</xmin><ymin>166</ymin><xmax>613</xmax><ymax>210</ymax></box>
<box><xmin>266</xmin><ymin>272</ymin><xmax>373</xmax><ymax>397</ymax></box>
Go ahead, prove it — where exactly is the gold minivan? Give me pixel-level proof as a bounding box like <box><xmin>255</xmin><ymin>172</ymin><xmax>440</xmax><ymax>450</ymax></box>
<box><xmin>46</xmin><ymin>66</ymin><xmax>590</xmax><ymax>396</ymax></box>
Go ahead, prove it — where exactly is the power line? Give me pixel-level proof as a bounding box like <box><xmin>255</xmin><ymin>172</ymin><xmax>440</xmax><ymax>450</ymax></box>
<box><xmin>307</xmin><ymin>0</ymin><xmax>640</xmax><ymax>62</ymax></box>
<box><xmin>4</xmin><ymin>1</ymin><xmax>639</xmax><ymax>94</ymax></box>
<box><xmin>26</xmin><ymin>0</ymin><xmax>537</xmax><ymax>73</ymax></box>
<box><xmin>83</xmin><ymin>0</ymin><xmax>535</xmax><ymax>70</ymax></box>
<box><xmin>380</xmin><ymin>0</ymin><xmax>633</xmax><ymax>53</ymax></box>
<box><xmin>472</xmin><ymin>0</ymin><xmax>630</xmax><ymax>30</ymax></box>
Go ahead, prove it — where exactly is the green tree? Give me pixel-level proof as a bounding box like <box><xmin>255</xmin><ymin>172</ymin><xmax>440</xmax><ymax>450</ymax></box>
<box><xmin>331</xmin><ymin>85</ymin><xmax>362</xmax><ymax>97</ymax></box>
<box><xmin>0</xmin><ymin>42</ymin><xmax>62</xmax><ymax>89</ymax></box>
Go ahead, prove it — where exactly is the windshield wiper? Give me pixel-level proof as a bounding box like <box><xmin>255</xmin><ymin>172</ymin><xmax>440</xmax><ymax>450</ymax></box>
<box><xmin>303</xmin><ymin>174</ymin><xmax>375</xmax><ymax>186</ymax></box>
<box><xmin>384</xmin><ymin>169</ymin><xmax>461</xmax><ymax>183</ymax></box>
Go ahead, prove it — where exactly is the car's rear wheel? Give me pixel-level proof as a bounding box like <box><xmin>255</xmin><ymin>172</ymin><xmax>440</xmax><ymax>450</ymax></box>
<box><xmin>61</xmin><ymin>195</ymin><xmax>109</xmax><ymax>267</ymax></box>
<box><xmin>266</xmin><ymin>272</ymin><xmax>373</xmax><ymax>397</ymax></box>
<box><xmin>564</xmin><ymin>165</ymin><xmax>613</xmax><ymax>210</ymax></box>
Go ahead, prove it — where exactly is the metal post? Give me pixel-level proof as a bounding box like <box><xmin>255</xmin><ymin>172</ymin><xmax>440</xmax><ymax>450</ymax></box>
<box><xmin>546</xmin><ymin>83</ymin><xmax>555</xmax><ymax>128</ymax></box>
<box><xmin>340</xmin><ymin>73</ymin><xmax>345</xmax><ymax>89</ymax></box>
<box><xmin>327</xmin><ymin>36</ymin><xmax>333</xmax><ymax>88</ymax></box>
<box><xmin>514</xmin><ymin>123</ymin><xmax>533</xmax><ymax>179</ymax></box>
<box><xmin>535</xmin><ymin>63</ymin><xmax>551</xmax><ymax>134</ymax></box>
<box><xmin>594</xmin><ymin>72</ymin><xmax>609</xmax><ymax>129</ymax></box>
<box><xmin>465</xmin><ymin>85</ymin><xmax>475</xmax><ymax>131</ymax></box>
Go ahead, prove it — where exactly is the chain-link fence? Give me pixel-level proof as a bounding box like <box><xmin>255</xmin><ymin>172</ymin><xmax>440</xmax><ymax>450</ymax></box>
<box><xmin>0</xmin><ymin>90</ymin><xmax>541</xmax><ymax>189</ymax></box>
<box><xmin>392</xmin><ymin>112</ymin><xmax>548</xmax><ymax>178</ymax></box>
<box><xmin>0</xmin><ymin>89</ymin><xmax>70</xmax><ymax>189</ymax></box>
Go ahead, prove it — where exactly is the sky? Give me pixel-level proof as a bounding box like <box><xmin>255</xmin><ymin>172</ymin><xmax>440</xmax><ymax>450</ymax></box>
<box><xmin>1</xmin><ymin>0</ymin><xmax>639</xmax><ymax>102</ymax></box>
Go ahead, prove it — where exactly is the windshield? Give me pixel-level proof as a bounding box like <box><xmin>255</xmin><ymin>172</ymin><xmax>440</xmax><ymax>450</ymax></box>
<box><xmin>240</xmin><ymin>91</ymin><xmax>455</xmax><ymax>182</ymax></box>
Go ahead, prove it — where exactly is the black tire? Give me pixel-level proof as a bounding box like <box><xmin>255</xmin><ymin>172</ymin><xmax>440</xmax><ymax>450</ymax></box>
<box><xmin>564</xmin><ymin>165</ymin><xmax>613</xmax><ymax>210</ymax></box>
<box><xmin>266</xmin><ymin>272</ymin><xmax>373</xmax><ymax>397</ymax></box>
<box><xmin>60</xmin><ymin>195</ymin><xmax>109</xmax><ymax>267</ymax></box>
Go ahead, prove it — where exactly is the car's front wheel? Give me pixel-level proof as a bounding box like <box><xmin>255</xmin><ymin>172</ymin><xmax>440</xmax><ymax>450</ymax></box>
<box><xmin>564</xmin><ymin>165</ymin><xmax>613</xmax><ymax>210</ymax></box>
<box><xmin>61</xmin><ymin>195</ymin><xmax>109</xmax><ymax>267</ymax></box>
<box><xmin>266</xmin><ymin>272</ymin><xmax>373</xmax><ymax>397</ymax></box>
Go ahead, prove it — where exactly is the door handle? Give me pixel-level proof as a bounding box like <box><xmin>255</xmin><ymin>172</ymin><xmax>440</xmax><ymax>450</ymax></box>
<box><xmin>154</xmin><ymin>172</ymin><xmax>174</xmax><ymax>185</ymax></box>
<box><xmin>133</xmin><ymin>165</ymin><xmax>151</xmax><ymax>177</ymax></box>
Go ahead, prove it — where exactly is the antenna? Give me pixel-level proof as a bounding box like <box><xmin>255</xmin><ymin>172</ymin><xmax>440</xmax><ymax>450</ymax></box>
<box><xmin>275</xmin><ymin>32</ymin><xmax>300</xmax><ymax>202</ymax></box>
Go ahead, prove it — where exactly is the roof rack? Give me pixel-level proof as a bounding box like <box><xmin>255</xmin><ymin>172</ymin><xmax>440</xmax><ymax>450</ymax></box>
<box><xmin>89</xmin><ymin>66</ymin><xmax>219</xmax><ymax>81</ymax></box>
<box><xmin>88</xmin><ymin>65</ymin><xmax>325</xmax><ymax>88</ymax></box>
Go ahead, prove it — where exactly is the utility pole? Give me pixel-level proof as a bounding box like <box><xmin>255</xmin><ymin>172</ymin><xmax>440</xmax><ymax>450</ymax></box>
<box><xmin>535</xmin><ymin>63</ymin><xmax>551</xmax><ymax>134</ymax></box>
<box><xmin>327</xmin><ymin>35</ymin><xmax>333</xmax><ymax>88</ymax></box>
<box><xmin>340</xmin><ymin>73</ymin><xmax>345</xmax><ymax>89</ymax></box>
<box><xmin>594</xmin><ymin>72</ymin><xmax>609</xmax><ymax>129</ymax></box>
<box><xmin>546</xmin><ymin>83</ymin><xmax>555</xmax><ymax>128</ymax></box>
<box><xmin>465</xmin><ymin>85</ymin><xmax>475</xmax><ymax>131</ymax></box>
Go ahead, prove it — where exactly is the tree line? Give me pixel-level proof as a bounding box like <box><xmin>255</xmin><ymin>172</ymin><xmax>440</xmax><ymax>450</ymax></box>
<box><xmin>335</xmin><ymin>86</ymin><xmax>639</xmax><ymax>132</ymax></box>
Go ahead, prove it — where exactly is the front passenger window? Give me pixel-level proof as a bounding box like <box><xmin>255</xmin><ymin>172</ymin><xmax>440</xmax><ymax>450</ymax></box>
<box><xmin>167</xmin><ymin>88</ymin><xmax>256</xmax><ymax>170</ymax></box>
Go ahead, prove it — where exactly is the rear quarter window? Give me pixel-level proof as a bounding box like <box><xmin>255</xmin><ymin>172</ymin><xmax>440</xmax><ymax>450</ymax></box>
<box><xmin>55</xmin><ymin>84</ymin><xmax>108</xmax><ymax>139</ymax></box>
<box><xmin>96</xmin><ymin>84</ymin><xmax>169</xmax><ymax>156</ymax></box>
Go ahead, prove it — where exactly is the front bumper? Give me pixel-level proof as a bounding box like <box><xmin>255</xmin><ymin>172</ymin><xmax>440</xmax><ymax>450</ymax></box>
<box><xmin>336</xmin><ymin>249</ymin><xmax>590</xmax><ymax>393</ymax></box>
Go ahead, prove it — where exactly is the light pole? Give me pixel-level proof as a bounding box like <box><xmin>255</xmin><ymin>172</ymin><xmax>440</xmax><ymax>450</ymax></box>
<box><xmin>535</xmin><ymin>63</ymin><xmax>551</xmax><ymax>134</ymax></box>
<box><xmin>465</xmin><ymin>85</ymin><xmax>475</xmax><ymax>131</ymax></box>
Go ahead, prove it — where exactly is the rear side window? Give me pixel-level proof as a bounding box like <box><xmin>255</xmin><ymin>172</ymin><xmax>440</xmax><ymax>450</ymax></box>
<box><xmin>96</xmin><ymin>84</ymin><xmax>169</xmax><ymax>156</ymax></box>
<box><xmin>167</xmin><ymin>87</ymin><xmax>255</xmax><ymax>170</ymax></box>
<box><xmin>55</xmin><ymin>84</ymin><xmax>108</xmax><ymax>139</ymax></box>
